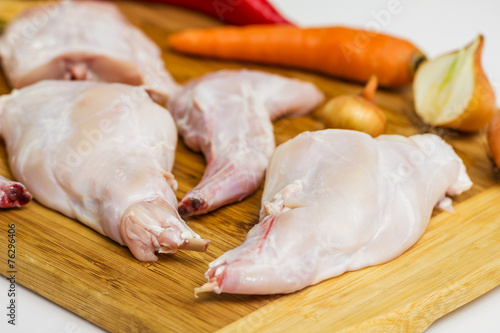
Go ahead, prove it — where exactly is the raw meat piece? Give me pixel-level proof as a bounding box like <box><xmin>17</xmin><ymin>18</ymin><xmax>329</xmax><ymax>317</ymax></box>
<box><xmin>0</xmin><ymin>0</ymin><xmax>179</xmax><ymax>103</ymax></box>
<box><xmin>196</xmin><ymin>130</ymin><xmax>472</xmax><ymax>295</ymax></box>
<box><xmin>0</xmin><ymin>80</ymin><xmax>208</xmax><ymax>261</ymax></box>
<box><xmin>0</xmin><ymin>175</ymin><xmax>32</xmax><ymax>208</ymax></box>
<box><xmin>168</xmin><ymin>70</ymin><xmax>324</xmax><ymax>216</ymax></box>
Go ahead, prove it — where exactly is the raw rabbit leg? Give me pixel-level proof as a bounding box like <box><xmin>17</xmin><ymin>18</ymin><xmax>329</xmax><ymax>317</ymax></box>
<box><xmin>0</xmin><ymin>81</ymin><xmax>208</xmax><ymax>261</ymax></box>
<box><xmin>0</xmin><ymin>175</ymin><xmax>32</xmax><ymax>208</ymax></box>
<box><xmin>0</xmin><ymin>98</ymin><xmax>32</xmax><ymax>209</ymax></box>
<box><xmin>196</xmin><ymin>130</ymin><xmax>472</xmax><ymax>295</ymax></box>
<box><xmin>168</xmin><ymin>70</ymin><xmax>324</xmax><ymax>216</ymax></box>
<box><xmin>0</xmin><ymin>0</ymin><xmax>179</xmax><ymax>103</ymax></box>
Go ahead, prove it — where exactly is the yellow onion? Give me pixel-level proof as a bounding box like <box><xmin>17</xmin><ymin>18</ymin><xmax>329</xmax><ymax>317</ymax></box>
<box><xmin>413</xmin><ymin>35</ymin><xmax>496</xmax><ymax>132</ymax></box>
<box><xmin>321</xmin><ymin>76</ymin><xmax>386</xmax><ymax>137</ymax></box>
<box><xmin>487</xmin><ymin>110</ymin><xmax>500</xmax><ymax>169</ymax></box>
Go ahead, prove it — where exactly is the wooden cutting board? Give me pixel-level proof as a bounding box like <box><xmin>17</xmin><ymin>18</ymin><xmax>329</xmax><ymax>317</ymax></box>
<box><xmin>1</xmin><ymin>1</ymin><xmax>499</xmax><ymax>332</ymax></box>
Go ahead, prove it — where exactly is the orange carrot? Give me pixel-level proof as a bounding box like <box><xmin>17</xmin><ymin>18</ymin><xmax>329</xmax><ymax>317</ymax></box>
<box><xmin>168</xmin><ymin>25</ymin><xmax>426</xmax><ymax>88</ymax></box>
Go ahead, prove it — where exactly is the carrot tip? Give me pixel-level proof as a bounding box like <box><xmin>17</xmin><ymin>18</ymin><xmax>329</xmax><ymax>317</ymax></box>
<box><xmin>411</xmin><ymin>51</ymin><xmax>427</xmax><ymax>74</ymax></box>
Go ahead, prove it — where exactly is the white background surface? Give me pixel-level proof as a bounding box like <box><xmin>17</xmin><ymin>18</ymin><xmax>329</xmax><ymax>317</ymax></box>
<box><xmin>1</xmin><ymin>1</ymin><xmax>499</xmax><ymax>332</ymax></box>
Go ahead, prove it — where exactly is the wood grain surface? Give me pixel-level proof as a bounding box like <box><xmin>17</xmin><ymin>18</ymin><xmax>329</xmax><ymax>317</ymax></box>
<box><xmin>0</xmin><ymin>1</ymin><xmax>499</xmax><ymax>332</ymax></box>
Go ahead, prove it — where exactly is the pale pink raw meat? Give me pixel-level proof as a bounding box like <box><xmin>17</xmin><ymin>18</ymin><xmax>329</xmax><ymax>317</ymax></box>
<box><xmin>0</xmin><ymin>0</ymin><xmax>179</xmax><ymax>103</ymax></box>
<box><xmin>0</xmin><ymin>80</ymin><xmax>208</xmax><ymax>261</ymax></box>
<box><xmin>0</xmin><ymin>175</ymin><xmax>32</xmax><ymax>208</ymax></box>
<box><xmin>196</xmin><ymin>130</ymin><xmax>472</xmax><ymax>295</ymax></box>
<box><xmin>168</xmin><ymin>70</ymin><xmax>324</xmax><ymax>216</ymax></box>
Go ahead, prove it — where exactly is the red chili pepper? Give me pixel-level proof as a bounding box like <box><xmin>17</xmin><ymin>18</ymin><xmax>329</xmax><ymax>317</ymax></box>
<box><xmin>140</xmin><ymin>0</ymin><xmax>293</xmax><ymax>25</ymax></box>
